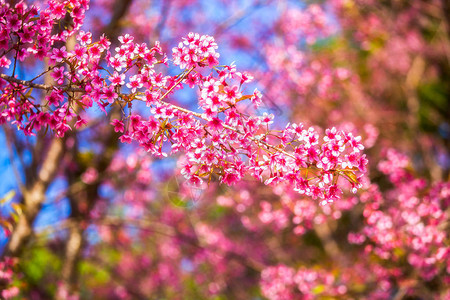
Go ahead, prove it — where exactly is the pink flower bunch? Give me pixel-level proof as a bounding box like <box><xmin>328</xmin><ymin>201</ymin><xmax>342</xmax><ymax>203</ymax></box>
<box><xmin>172</xmin><ymin>32</ymin><xmax>219</xmax><ymax>69</ymax></box>
<box><xmin>214</xmin><ymin>180</ymin><xmax>360</xmax><ymax>237</ymax></box>
<box><xmin>260</xmin><ymin>265</ymin><xmax>348</xmax><ymax>300</ymax></box>
<box><xmin>0</xmin><ymin>1</ymin><xmax>367</xmax><ymax>201</ymax></box>
<box><xmin>377</xmin><ymin>148</ymin><xmax>412</xmax><ymax>184</ymax></box>
<box><xmin>263</xmin><ymin>44</ymin><xmax>352</xmax><ymax>106</ymax></box>
<box><xmin>349</xmin><ymin>150</ymin><xmax>450</xmax><ymax>284</ymax></box>
<box><xmin>0</xmin><ymin>257</ymin><xmax>18</xmax><ymax>300</ymax></box>
<box><xmin>260</xmin><ymin>265</ymin><xmax>296</xmax><ymax>300</ymax></box>
<box><xmin>0</xmin><ymin>0</ymin><xmax>89</xmax><ymax>61</ymax></box>
<box><xmin>279</xmin><ymin>4</ymin><xmax>333</xmax><ymax>45</ymax></box>
<box><xmin>103</xmin><ymin>35</ymin><xmax>367</xmax><ymax>201</ymax></box>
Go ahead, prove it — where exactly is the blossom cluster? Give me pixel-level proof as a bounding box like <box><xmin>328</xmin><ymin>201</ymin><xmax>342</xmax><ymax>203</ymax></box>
<box><xmin>0</xmin><ymin>0</ymin><xmax>448</xmax><ymax>299</ymax></box>
<box><xmin>349</xmin><ymin>149</ymin><xmax>449</xmax><ymax>283</ymax></box>
<box><xmin>0</xmin><ymin>1</ymin><xmax>366</xmax><ymax>202</ymax></box>
<box><xmin>0</xmin><ymin>0</ymin><xmax>89</xmax><ymax>136</ymax></box>
<box><xmin>172</xmin><ymin>32</ymin><xmax>219</xmax><ymax>69</ymax></box>
<box><xmin>279</xmin><ymin>4</ymin><xmax>332</xmax><ymax>45</ymax></box>
<box><xmin>121</xmin><ymin>61</ymin><xmax>368</xmax><ymax>202</ymax></box>
<box><xmin>260</xmin><ymin>265</ymin><xmax>347</xmax><ymax>300</ymax></box>
<box><xmin>0</xmin><ymin>257</ymin><xmax>18</xmax><ymax>300</ymax></box>
<box><xmin>0</xmin><ymin>0</ymin><xmax>88</xmax><ymax>65</ymax></box>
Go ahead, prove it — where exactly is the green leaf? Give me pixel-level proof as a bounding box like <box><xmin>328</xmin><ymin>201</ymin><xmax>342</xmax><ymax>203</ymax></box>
<box><xmin>22</xmin><ymin>248</ymin><xmax>61</xmax><ymax>284</ymax></box>
<box><xmin>80</xmin><ymin>261</ymin><xmax>110</xmax><ymax>285</ymax></box>
<box><xmin>25</xmin><ymin>88</ymin><xmax>34</xmax><ymax>98</ymax></box>
<box><xmin>312</xmin><ymin>284</ymin><xmax>325</xmax><ymax>294</ymax></box>
<box><xmin>170</xmin><ymin>196</ymin><xmax>189</xmax><ymax>208</ymax></box>
<box><xmin>342</xmin><ymin>170</ymin><xmax>359</xmax><ymax>184</ymax></box>
<box><xmin>0</xmin><ymin>190</ymin><xmax>15</xmax><ymax>205</ymax></box>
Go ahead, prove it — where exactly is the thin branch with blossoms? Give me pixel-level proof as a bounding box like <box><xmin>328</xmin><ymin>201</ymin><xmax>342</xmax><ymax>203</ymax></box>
<box><xmin>0</xmin><ymin>1</ymin><xmax>367</xmax><ymax>205</ymax></box>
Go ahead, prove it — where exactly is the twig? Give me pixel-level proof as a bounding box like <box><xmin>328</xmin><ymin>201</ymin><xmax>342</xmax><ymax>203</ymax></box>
<box><xmin>0</xmin><ymin>73</ymin><xmax>84</xmax><ymax>92</ymax></box>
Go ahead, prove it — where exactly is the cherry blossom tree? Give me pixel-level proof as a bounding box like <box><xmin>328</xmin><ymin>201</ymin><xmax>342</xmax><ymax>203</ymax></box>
<box><xmin>0</xmin><ymin>0</ymin><xmax>448</xmax><ymax>299</ymax></box>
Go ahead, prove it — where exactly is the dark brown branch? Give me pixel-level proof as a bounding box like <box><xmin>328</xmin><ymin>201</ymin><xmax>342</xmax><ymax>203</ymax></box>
<box><xmin>104</xmin><ymin>0</ymin><xmax>134</xmax><ymax>41</ymax></box>
<box><xmin>442</xmin><ymin>0</ymin><xmax>450</xmax><ymax>40</ymax></box>
<box><xmin>58</xmin><ymin>110</ymin><xmax>121</xmax><ymax>297</ymax></box>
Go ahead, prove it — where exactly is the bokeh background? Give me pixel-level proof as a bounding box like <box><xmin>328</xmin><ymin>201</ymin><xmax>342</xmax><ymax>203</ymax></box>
<box><xmin>1</xmin><ymin>0</ymin><xmax>449</xmax><ymax>299</ymax></box>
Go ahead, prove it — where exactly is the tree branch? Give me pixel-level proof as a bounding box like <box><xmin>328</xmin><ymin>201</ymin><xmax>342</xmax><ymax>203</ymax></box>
<box><xmin>3</xmin><ymin>137</ymin><xmax>66</xmax><ymax>257</ymax></box>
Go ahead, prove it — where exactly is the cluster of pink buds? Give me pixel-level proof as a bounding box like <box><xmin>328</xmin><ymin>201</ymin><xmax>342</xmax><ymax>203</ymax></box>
<box><xmin>260</xmin><ymin>264</ymin><xmax>348</xmax><ymax>300</ymax></box>
<box><xmin>172</xmin><ymin>32</ymin><xmax>220</xmax><ymax>69</ymax></box>
<box><xmin>348</xmin><ymin>150</ymin><xmax>450</xmax><ymax>283</ymax></box>
<box><xmin>0</xmin><ymin>257</ymin><xmax>18</xmax><ymax>300</ymax></box>
<box><xmin>0</xmin><ymin>0</ymin><xmax>367</xmax><ymax>203</ymax></box>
